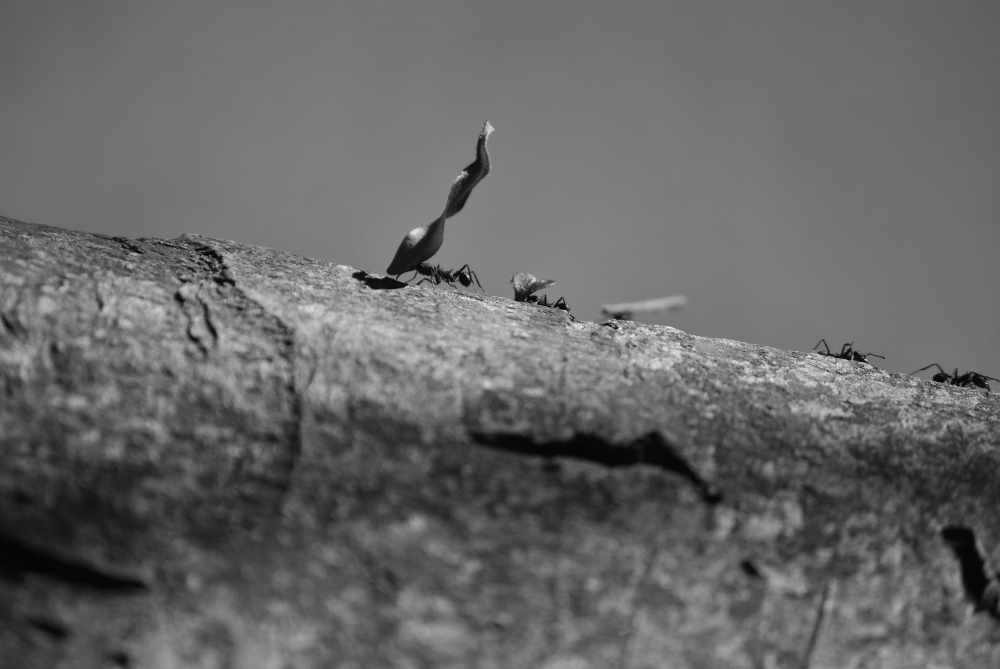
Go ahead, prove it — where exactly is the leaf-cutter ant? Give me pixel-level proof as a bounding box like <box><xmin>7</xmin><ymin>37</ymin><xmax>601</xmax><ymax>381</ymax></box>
<box><xmin>510</xmin><ymin>272</ymin><xmax>570</xmax><ymax>313</ymax></box>
<box><xmin>910</xmin><ymin>364</ymin><xmax>998</xmax><ymax>392</ymax></box>
<box><xmin>531</xmin><ymin>294</ymin><xmax>570</xmax><ymax>312</ymax></box>
<box><xmin>812</xmin><ymin>339</ymin><xmax>885</xmax><ymax>365</ymax></box>
<box><xmin>405</xmin><ymin>262</ymin><xmax>483</xmax><ymax>293</ymax></box>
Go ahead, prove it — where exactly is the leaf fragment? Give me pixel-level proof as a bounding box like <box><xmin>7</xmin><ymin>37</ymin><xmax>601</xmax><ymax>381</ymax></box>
<box><xmin>511</xmin><ymin>272</ymin><xmax>557</xmax><ymax>302</ymax></box>
<box><xmin>601</xmin><ymin>295</ymin><xmax>687</xmax><ymax>321</ymax></box>
<box><xmin>386</xmin><ymin>121</ymin><xmax>494</xmax><ymax>275</ymax></box>
<box><xmin>444</xmin><ymin>121</ymin><xmax>493</xmax><ymax>218</ymax></box>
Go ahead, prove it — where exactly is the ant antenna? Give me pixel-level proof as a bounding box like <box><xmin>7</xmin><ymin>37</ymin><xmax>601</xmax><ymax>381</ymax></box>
<box><xmin>910</xmin><ymin>363</ymin><xmax>947</xmax><ymax>375</ymax></box>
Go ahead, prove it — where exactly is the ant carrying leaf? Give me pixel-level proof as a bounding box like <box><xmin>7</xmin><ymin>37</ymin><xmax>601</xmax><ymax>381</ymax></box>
<box><xmin>387</xmin><ymin>121</ymin><xmax>493</xmax><ymax>292</ymax></box>
<box><xmin>511</xmin><ymin>272</ymin><xmax>570</xmax><ymax>313</ymax></box>
<box><xmin>601</xmin><ymin>295</ymin><xmax>687</xmax><ymax>321</ymax></box>
<box><xmin>910</xmin><ymin>364</ymin><xmax>998</xmax><ymax>392</ymax></box>
<box><xmin>413</xmin><ymin>263</ymin><xmax>483</xmax><ymax>293</ymax></box>
<box><xmin>812</xmin><ymin>339</ymin><xmax>884</xmax><ymax>366</ymax></box>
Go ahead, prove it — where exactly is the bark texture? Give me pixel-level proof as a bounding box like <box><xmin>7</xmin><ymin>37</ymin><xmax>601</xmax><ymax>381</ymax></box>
<box><xmin>2</xmin><ymin>214</ymin><xmax>1000</xmax><ymax>668</ymax></box>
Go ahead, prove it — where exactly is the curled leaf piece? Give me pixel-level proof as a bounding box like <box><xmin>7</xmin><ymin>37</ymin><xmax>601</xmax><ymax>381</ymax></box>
<box><xmin>601</xmin><ymin>295</ymin><xmax>688</xmax><ymax>321</ymax></box>
<box><xmin>511</xmin><ymin>272</ymin><xmax>556</xmax><ymax>302</ymax></box>
<box><xmin>386</xmin><ymin>121</ymin><xmax>494</xmax><ymax>275</ymax></box>
<box><xmin>445</xmin><ymin>121</ymin><xmax>494</xmax><ymax>218</ymax></box>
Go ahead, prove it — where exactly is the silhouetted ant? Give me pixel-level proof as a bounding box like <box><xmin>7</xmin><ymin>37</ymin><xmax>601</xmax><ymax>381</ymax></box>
<box><xmin>812</xmin><ymin>340</ymin><xmax>885</xmax><ymax>365</ymax></box>
<box><xmin>402</xmin><ymin>262</ymin><xmax>483</xmax><ymax>293</ymax></box>
<box><xmin>528</xmin><ymin>294</ymin><xmax>570</xmax><ymax>313</ymax></box>
<box><xmin>910</xmin><ymin>364</ymin><xmax>998</xmax><ymax>392</ymax></box>
<box><xmin>510</xmin><ymin>272</ymin><xmax>570</xmax><ymax>313</ymax></box>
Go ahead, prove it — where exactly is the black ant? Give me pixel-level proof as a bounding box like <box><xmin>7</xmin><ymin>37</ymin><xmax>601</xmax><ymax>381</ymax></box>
<box><xmin>812</xmin><ymin>339</ymin><xmax>885</xmax><ymax>365</ymax></box>
<box><xmin>400</xmin><ymin>263</ymin><xmax>483</xmax><ymax>293</ymax></box>
<box><xmin>510</xmin><ymin>272</ymin><xmax>570</xmax><ymax>313</ymax></box>
<box><xmin>910</xmin><ymin>364</ymin><xmax>998</xmax><ymax>392</ymax></box>
<box><xmin>526</xmin><ymin>294</ymin><xmax>570</xmax><ymax>313</ymax></box>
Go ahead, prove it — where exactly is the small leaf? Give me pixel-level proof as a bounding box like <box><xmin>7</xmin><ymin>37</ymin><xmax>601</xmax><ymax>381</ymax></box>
<box><xmin>601</xmin><ymin>295</ymin><xmax>687</xmax><ymax>320</ymax></box>
<box><xmin>511</xmin><ymin>272</ymin><xmax>556</xmax><ymax>302</ymax></box>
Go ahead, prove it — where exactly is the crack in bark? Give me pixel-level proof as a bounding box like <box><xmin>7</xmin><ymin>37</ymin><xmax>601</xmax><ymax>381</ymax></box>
<box><xmin>173</xmin><ymin>285</ymin><xmax>216</xmax><ymax>357</ymax></box>
<box><xmin>0</xmin><ymin>311</ymin><xmax>22</xmax><ymax>338</ymax></box>
<box><xmin>800</xmin><ymin>578</ymin><xmax>834</xmax><ymax>669</ymax></box>
<box><xmin>112</xmin><ymin>237</ymin><xmax>146</xmax><ymax>255</ymax></box>
<box><xmin>617</xmin><ymin>542</ymin><xmax>659</xmax><ymax>669</ymax></box>
<box><xmin>273</xmin><ymin>333</ymin><xmax>305</xmax><ymax>515</ymax></box>
<box><xmin>186</xmin><ymin>240</ymin><xmax>305</xmax><ymax>511</ymax></box>
<box><xmin>469</xmin><ymin>431</ymin><xmax>721</xmax><ymax>504</ymax></box>
<box><xmin>24</xmin><ymin>615</ymin><xmax>71</xmax><ymax>640</ymax></box>
<box><xmin>190</xmin><ymin>243</ymin><xmax>236</xmax><ymax>287</ymax></box>
<box><xmin>198</xmin><ymin>286</ymin><xmax>219</xmax><ymax>343</ymax></box>
<box><xmin>942</xmin><ymin>526</ymin><xmax>1000</xmax><ymax>619</ymax></box>
<box><xmin>0</xmin><ymin>532</ymin><xmax>147</xmax><ymax>592</ymax></box>
<box><xmin>169</xmin><ymin>239</ymin><xmax>305</xmax><ymax>512</ymax></box>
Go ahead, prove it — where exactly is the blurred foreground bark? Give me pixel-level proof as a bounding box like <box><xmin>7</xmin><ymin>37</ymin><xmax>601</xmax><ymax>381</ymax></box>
<box><xmin>2</xmin><ymin>215</ymin><xmax>1000</xmax><ymax>668</ymax></box>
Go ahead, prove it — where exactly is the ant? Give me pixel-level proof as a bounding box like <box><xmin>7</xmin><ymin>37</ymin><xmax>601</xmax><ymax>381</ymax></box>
<box><xmin>400</xmin><ymin>262</ymin><xmax>484</xmax><ymax>293</ymax></box>
<box><xmin>813</xmin><ymin>339</ymin><xmax>885</xmax><ymax>365</ymax></box>
<box><xmin>510</xmin><ymin>272</ymin><xmax>570</xmax><ymax>313</ymax></box>
<box><xmin>526</xmin><ymin>294</ymin><xmax>570</xmax><ymax>313</ymax></box>
<box><xmin>910</xmin><ymin>364</ymin><xmax>998</xmax><ymax>392</ymax></box>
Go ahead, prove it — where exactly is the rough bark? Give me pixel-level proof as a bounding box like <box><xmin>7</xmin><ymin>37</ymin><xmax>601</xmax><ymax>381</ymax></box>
<box><xmin>2</xmin><ymin>214</ymin><xmax>999</xmax><ymax>668</ymax></box>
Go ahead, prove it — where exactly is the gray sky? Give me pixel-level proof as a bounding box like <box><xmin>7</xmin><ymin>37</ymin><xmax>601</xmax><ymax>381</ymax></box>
<box><xmin>3</xmin><ymin>1</ymin><xmax>999</xmax><ymax>378</ymax></box>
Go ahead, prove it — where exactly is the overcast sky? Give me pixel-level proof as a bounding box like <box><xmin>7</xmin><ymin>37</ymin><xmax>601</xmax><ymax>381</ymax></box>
<box><xmin>3</xmin><ymin>1</ymin><xmax>998</xmax><ymax>379</ymax></box>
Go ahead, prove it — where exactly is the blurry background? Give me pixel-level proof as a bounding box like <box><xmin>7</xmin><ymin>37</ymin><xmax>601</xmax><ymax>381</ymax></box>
<box><xmin>2</xmin><ymin>1</ymin><xmax>998</xmax><ymax>377</ymax></box>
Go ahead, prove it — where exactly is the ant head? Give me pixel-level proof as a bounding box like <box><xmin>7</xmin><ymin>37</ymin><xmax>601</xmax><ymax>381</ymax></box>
<box><xmin>457</xmin><ymin>271</ymin><xmax>473</xmax><ymax>287</ymax></box>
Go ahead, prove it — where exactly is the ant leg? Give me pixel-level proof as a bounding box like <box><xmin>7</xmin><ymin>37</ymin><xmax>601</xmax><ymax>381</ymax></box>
<box><xmin>865</xmin><ymin>353</ymin><xmax>886</xmax><ymax>360</ymax></box>
<box><xmin>552</xmin><ymin>297</ymin><xmax>569</xmax><ymax>311</ymax></box>
<box><xmin>813</xmin><ymin>339</ymin><xmax>832</xmax><ymax>355</ymax></box>
<box><xmin>396</xmin><ymin>270</ymin><xmax>418</xmax><ymax>283</ymax></box>
<box><xmin>468</xmin><ymin>269</ymin><xmax>484</xmax><ymax>294</ymax></box>
<box><xmin>455</xmin><ymin>264</ymin><xmax>484</xmax><ymax>294</ymax></box>
<box><xmin>840</xmin><ymin>343</ymin><xmax>854</xmax><ymax>357</ymax></box>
